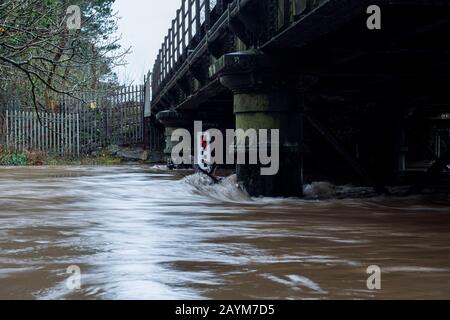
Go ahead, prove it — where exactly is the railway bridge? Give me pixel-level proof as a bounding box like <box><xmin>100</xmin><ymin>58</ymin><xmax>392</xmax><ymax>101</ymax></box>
<box><xmin>146</xmin><ymin>0</ymin><xmax>450</xmax><ymax>197</ymax></box>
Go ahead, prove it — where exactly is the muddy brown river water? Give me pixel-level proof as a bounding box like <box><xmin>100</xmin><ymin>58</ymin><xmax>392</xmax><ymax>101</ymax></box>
<box><xmin>0</xmin><ymin>166</ymin><xmax>450</xmax><ymax>300</ymax></box>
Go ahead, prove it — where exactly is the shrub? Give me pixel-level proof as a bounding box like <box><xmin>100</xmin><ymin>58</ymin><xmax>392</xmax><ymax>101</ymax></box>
<box><xmin>0</xmin><ymin>153</ymin><xmax>28</xmax><ymax>166</ymax></box>
<box><xmin>25</xmin><ymin>150</ymin><xmax>48</xmax><ymax>166</ymax></box>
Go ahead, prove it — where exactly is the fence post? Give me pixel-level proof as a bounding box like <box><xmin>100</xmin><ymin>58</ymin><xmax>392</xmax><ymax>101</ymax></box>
<box><xmin>43</xmin><ymin>112</ymin><xmax>46</xmax><ymax>152</ymax></box>
<box><xmin>55</xmin><ymin>112</ymin><xmax>59</xmax><ymax>154</ymax></box>
<box><xmin>22</xmin><ymin>111</ymin><xmax>25</xmax><ymax>152</ymax></box>
<box><xmin>195</xmin><ymin>0</ymin><xmax>201</xmax><ymax>40</ymax></box>
<box><xmin>188</xmin><ymin>0</ymin><xmax>193</xmax><ymax>43</ymax></box>
<box><xmin>176</xmin><ymin>9</ymin><xmax>181</xmax><ymax>60</ymax></box>
<box><xmin>205</xmin><ymin>0</ymin><xmax>211</xmax><ymax>30</ymax></box>
<box><xmin>39</xmin><ymin>112</ymin><xmax>43</xmax><ymax>152</ymax></box>
<box><xmin>13</xmin><ymin>110</ymin><xmax>16</xmax><ymax>151</ymax></box>
<box><xmin>103</xmin><ymin>96</ymin><xmax>107</xmax><ymax>147</ymax></box>
<box><xmin>60</xmin><ymin>111</ymin><xmax>64</xmax><ymax>155</ymax></box>
<box><xmin>141</xmin><ymin>85</ymin><xmax>144</xmax><ymax>143</ymax></box>
<box><xmin>24</xmin><ymin>111</ymin><xmax>28</xmax><ymax>151</ymax></box>
<box><xmin>65</xmin><ymin>110</ymin><xmax>69</xmax><ymax>156</ymax></box>
<box><xmin>27</xmin><ymin>112</ymin><xmax>30</xmax><ymax>151</ymax></box>
<box><xmin>62</xmin><ymin>111</ymin><xmax>65</xmax><ymax>155</ymax></box>
<box><xmin>68</xmin><ymin>112</ymin><xmax>71</xmax><ymax>155</ymax></box>
<box><xmin>32</xmin><ymin>111</ymin><xmax>35</xmax><ymax>150</ymax></box>
<box><xmin>52</xmin><ymin>112</ymin><xmax>56</xmax><ymax>154</ymax></box>
<box><xmin>36</xmin><ymin>112</ymin><xmax>40</xmax><ymax>151</ymax></box>
<box><xmin>5</xmin><ymin>109</ymin><xmax>9</xmax><ymax>149</ymax></box>
<box><xmin>16</xmin><ymin>111</ymin><xmax>22</xmax><ymax>151</ymax></box>
<box><xmin>18</xmin><ymin>111</ymin><xmax>21</xmax><ymax>152</ymax></box>
<box><xmin>76</xmin><ymin>113</ymin><xmax>80</xmax><ymax>156</ymax></box>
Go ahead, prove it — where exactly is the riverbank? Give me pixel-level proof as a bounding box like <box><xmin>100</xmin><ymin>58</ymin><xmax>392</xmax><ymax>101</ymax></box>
<box><xmin>0</xmin><ymin>145</ymin><xmax>163</xmax><ymax>166</ymax></box>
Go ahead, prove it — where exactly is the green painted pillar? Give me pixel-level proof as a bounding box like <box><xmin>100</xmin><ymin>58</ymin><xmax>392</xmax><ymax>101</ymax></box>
<box><xmin>233</xmin><ymin>91</ymin><xmax>303</xmax><ymax>197</ymax></box>
<box><xmin>219</xmin><ymin>51</ymin><xmax>303</xmax><ymax>197</ymax></box>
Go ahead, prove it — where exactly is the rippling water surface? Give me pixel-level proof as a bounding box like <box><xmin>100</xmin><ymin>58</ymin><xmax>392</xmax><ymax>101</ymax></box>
<box><xmin>1</xmin><ymin>166</ymin><xmax>450</xmax><ymax>300</ymax></box>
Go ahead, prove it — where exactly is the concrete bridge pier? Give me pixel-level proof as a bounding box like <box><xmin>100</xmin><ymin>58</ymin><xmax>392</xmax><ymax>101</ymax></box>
<box><xmin>156</xmin><ymin>110</ymin><xmax>193</xmax><ymax>166</ymax></box>
<box><xmin>219</xmin><ymin>52</ymin><xmax>303</xmax><ymax>197</ymax></box>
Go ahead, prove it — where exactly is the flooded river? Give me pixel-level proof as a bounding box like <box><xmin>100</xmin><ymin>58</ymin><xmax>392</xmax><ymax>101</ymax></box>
<box><xmin>0</xmin><ymin>166</ymin><xmax>450</xmax><ymax>300</ymax></box>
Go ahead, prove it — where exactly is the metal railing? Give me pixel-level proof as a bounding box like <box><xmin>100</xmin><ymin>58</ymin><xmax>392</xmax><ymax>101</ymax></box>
<box><xmin>151</xmin><ymin>0</ymin><xmax>229</xmax><ymax>97</ymax></box>
<box><xmin>5</xmin><ymin>110</ymin><xmax>80</xmax><ymax>156</ymax></box>
<box><xmin>2</xmin><ymin>85</ymin><xmax>145</xmax><ymax>155</ymax></box>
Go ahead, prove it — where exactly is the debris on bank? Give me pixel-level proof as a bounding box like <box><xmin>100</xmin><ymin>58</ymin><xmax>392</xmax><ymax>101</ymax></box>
<box><xmin>0</xmin><ymin>145</ymin><xmax>165</xmax><ymax>166</ymax></box>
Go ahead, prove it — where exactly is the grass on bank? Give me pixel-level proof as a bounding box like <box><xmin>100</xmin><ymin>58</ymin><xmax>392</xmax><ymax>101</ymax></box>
<box><xmin>0</xmin><ymin>148</ymin><xmax>122</xmax><ymax>166</ymax></box>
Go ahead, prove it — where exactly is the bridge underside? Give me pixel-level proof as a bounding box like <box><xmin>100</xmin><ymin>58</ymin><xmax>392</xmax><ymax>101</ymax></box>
<box><xmin>150</xmin><ymin>0</ymin><xmax>450</xmax><ymax>197</ymax></box>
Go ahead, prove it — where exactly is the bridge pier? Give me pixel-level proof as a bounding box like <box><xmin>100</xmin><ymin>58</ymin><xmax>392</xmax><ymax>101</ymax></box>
<box><xmin>156</xmin><ymin>110</ymin><xmax>193</xmax><ymax>165</ymax></box>
<box><xmin>219</xmin><ymin>51</ymin><xmax>303</xmax><ymax>197</ymax></box>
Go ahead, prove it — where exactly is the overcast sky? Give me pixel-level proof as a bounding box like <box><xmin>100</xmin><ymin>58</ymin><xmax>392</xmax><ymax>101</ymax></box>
<box><xmin>112</xmin><ymin>0</ymin><xmax>181</xmax><ymax>85</ymax></box>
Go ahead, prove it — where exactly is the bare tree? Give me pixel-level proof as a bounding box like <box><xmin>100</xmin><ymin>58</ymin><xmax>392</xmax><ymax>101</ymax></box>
<box><xmin>0</xmin><ymin>0</ymin><xmax>129</xmax><ymax>112</ymax></box>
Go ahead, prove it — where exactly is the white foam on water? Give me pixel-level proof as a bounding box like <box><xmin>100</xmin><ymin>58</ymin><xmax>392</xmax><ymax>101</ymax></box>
<box><xmin>182</xmin><ymin>173</ymin><xmax>433</xmax><ymax>206</ymax></box>
<box><xmin>183</xmin><ymin>173</ymin><xmax>253</xmax><ymax>203</ymax></box>
<box><xmin>303</xmin><ymin>182</ymin><xmax>337</xmax><ymax>198</ymax></box>
<box><xmin>287</xmin><ymin>275</ymin><xmax>327</xmax><ymax>294</ymax></box>
<box><xmin>303</xmin><ymin>182</ymin><xmax>383</xmax><ymax>199</ymax></box>
<box><xmin>384</xmin><ymin>266</ymin><xmax>450</xmax><ymax>273</ymax></box>
<box><xmin>183</xmin><ymin>173</ymin><xmax>335</xmax><ymax>203</ymax></box>
<box><xmin>148</xmin><ymin>165</ymin><xmax>169</xmax><ymax>171</ymax></box>
<box><xmin>261</xmin><ymin>273</ymin><xmax>327</xmax><ymax>294</ymax></box>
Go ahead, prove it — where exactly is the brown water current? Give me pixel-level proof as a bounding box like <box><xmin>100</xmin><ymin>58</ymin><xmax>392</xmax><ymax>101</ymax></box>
<box><xmin>0</xmin><ymin>166</ymin><xmax>449</xmax><ymax>300</ymax></box>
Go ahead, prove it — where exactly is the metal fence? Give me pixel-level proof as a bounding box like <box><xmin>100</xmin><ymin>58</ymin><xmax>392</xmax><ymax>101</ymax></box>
<box><xmin>1</xmin><ymin>85</ymin><xmax>145</xmax><ymax>156</ymax></box>
<box><xmin>59</xmin><ymin>85</ymin><xmax>145</xmax><ymax>153</ymax></box>
<box><xmin>5</xmin><ymin>110</ymin><xmax>80</xmax><ymax>156</ymax></box>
